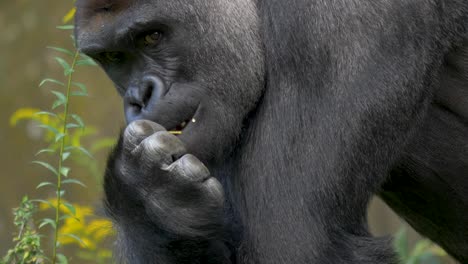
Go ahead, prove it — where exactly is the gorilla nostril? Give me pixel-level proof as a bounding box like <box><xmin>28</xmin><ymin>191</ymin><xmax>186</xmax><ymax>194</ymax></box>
<box><xmin>124</xmin><ymin>87</ymin><xmax>144</xmax><ymax>123</ymax></box>
<box><xmin>130</xmin><ymin>102</ymin><xmax>142</xmax><ymax>112</ymax></box>
<box><xmin>123</xmin><ymin>76</ymin><xmax>165</xmax><ymax>124</ymax></box>
<box><xmin>142</xmin><ymin>83</ymin><xmax>154</xmax><ymax>107</ymax></box>
<box><xmin>141</xmin><ymin>76</ymin><xmax>165</xmax><ymax>108</ymax></box>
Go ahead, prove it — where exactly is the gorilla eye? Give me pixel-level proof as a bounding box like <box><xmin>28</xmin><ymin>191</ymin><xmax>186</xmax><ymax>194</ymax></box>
<box><xmin>144</xmin><ymin>32</ymin><xmax>162</xmax><ymax>46</ymax></box>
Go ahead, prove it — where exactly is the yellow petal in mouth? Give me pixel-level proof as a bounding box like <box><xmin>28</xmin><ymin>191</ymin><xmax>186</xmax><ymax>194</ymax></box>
<box><xmin>169</xmin><ymin>131</ymin><xmax>182</xmax><ymax>135</ymax></box>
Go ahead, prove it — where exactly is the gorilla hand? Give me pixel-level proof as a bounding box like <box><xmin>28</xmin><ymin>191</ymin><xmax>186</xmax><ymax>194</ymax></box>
<box><xmin>105</xmin><ymin>120</ymin><xmax>225</xmax><ymax>238</ymax></box>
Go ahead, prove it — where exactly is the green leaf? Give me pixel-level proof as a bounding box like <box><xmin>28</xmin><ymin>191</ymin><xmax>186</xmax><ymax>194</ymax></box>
<box><xmin>71</xmin><ymin>114</ymin><xmax>85</xmax><ymax>128</ymax></box>
<box><xmin>39</xmin><ymin>218</ymin><xmax>57</xmax><ymax>229</ymax></box>
<box><xmin>51</xmin><ymin>90</ymin><xmax>66</xmax><ymax>102</ymax></box>
<box><xmin>54</xmin><ymin>57</ymin><xmax>74</xmax><ymax>76</ymax></box>
<box><xmin>55</xmin><ymin>57</ymin><xmax>71</xmax><ymax>71</ymax></box>
<box><xmin>38</xmin><ymin>124</ymin><xmax>60</xmax><ymax>135</ymax></box>
<box><xmin>72</xmin><ymin>82</ymin><xmax>87</xmax><ymax>92</ymax></box>
<box><xmin>47</xmin><ymin>46</ymin><xmax>74</xmax><ymax>56</ymax></box>
<box><xmin>60</xmin><ymin>167</ymin><xmax>71</xmax><ymax>177</ymax></box>
<box><xmin>34</xmin><ymin>111</ymin><xmax>58</xmax><ymax>118</ymax></box>
<box><xmin>76</xmin><ymin>58</ymin><xmax>98</xmax><ymax>66</ymax></box>
<box><xmin>61</xmin><ymin>233</ymin><xmax>86</xmax><ymax>247</ymax></box>
<box><xmin>32</xmin><ymin>161</ymin><xmax>58</xmax><ymax>176</ymax></box>
<box><xmin>39</xmin><ymin>78</ymin><xmax>64</xmax><ymax>87</ymax></box>
<box><xmin>51</xmin><ymin>90</ymin><xmax>67</xmax><ymax>109</ymax></box>
<box><xmin>57</xmin><ymin>190</ymin><xmax>66</xmax><ymax>197</ymax></box>
<box><xmin>62</xmin><ymin>152</ymin><xmax>71</xmax><ymax>161</ymax></box>
<box><xmin>79</xmin><ymin>53</ymin><xmax>92</xmax><ymax>60</ymax></box>
<box><xmin>55</xmin><ymin>133</ymin><xmax>66</xmax><ymax>143</ymax></box>
<box><xmin>64</xmin><ymin>68</ymin><xmax>75</xmax><ymax>76</ymax></box>
<box><xmin>62</xmin><ymin>202</ymin><xmax>76</xmax><ymax>216</ymax></box>
<box><xmin>70</xmin><ymin>91</ymin><xmax>88</xmax><ymax>97</ymax></box>
<box><xmin>57</xmin><ymin>25</ymin><xmax>74</xmax><ymax>30</ymax></box>
<box><xmin>417</xmin><ymin>253</ymin><xmax>441</xmax><ymax>264</ymax></box>
<box><xmin>59</xmin><ymin>214</ymin><xmax>79</xmax><ymax>222</ymax></box>
<box><xmin>394</xmin><ymin>229</ymin><xmax>408</xmax><ymax>261</ymax></box>
<box><xmin>411</xmin><ymin>240</ymin><xmax>431</xmax><ymax>257</ymax></box>
<box><xmin>62</xmin><ymin>179</ymin><xmax>86</xmax><ymax>188</ymax></box>
<box><xmin>79</xmin><ymin>53</ymin><xmax>98</xmax><ymax>66</ymax></box>
<box><xmin>56</xmin><ymin>253</ymin><xmax>68</xmax><ymax>264</ymax></box>
<box><xmin>65</xmin><ymin>146</ymin><xmax>93</xmax><ymax>158</ymax></box>
<box><xmin>36</xmin><ymin>182</ymin><xmax>56</xmax><ymax>189</ymax></box>
<box><xmin>66</xmin><ymin>123</ymin><xmax>81</xmax><ymax>129</ymax></box>
<box><xmin>52</xmin><ymin>99</ymin><xmax>66</xmax><ymax>109</ymax></box>
<box><xmin>35</xmin><ymin>148</ymin><xmax>55</xmax><ymax>156</ymax></box>
<box><xmin>21</xmin><ymin>196</ymin><xmax>29</xmax><ymax>203</ymax></box>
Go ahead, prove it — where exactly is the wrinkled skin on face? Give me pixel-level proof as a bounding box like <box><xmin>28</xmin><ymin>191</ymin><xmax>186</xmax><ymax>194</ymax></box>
<box><xmin>76</xmin><ymin>0</ymin><xmax>264</xmax><ymax>163</ymax></box>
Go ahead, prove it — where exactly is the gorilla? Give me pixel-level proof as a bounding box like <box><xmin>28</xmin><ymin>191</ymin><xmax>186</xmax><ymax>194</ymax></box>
<box><xmin>75</xmin><ymin>0</ymin><xmax>468</xmax><ymax>263</ymax></box>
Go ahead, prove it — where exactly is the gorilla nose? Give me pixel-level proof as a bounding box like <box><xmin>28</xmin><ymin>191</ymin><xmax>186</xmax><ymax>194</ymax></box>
<box><xmin>124</xmin><ymin>76</ymin><xmax>165</xmax><ymax>124</ymax></box>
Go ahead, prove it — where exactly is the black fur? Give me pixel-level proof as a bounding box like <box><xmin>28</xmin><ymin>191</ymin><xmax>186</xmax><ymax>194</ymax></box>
<box><xmin>75</xmin><ymin>0</ymin><xmax>468</xmax><ymax>263</ymax></box>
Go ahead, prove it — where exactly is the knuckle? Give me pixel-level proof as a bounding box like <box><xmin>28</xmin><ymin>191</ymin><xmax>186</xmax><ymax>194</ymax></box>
<box><xmin>204</xmin><ymin>178</ymin><xmax>225</xmax><ymax>203</ymax></box>
<box><xmin>141</xmin><ymin>134</ymin><xmax>173</xmax><ymax>164</ymax></box>
<box><xmin>147</xmin><ymin>132</ymin><xmax>176</xmax><ymax>150</ymax></box>
<box><xmin>145</xmin><ymin>132</ymin><xmax>186</xmax><ymax>155</ymax></box>
<box><xmin>137</xmin><ymin>132</ymin><xmax>186</xmax><ymax>166</ymax></box>
<box><xmin>170</xmin><ymin>154</ymin><xmax>210</xmax><ymax>180</ymax></box>
<box><xmin>180</xmin><ymin>154</ymin><xmax>205</xmax><ymax>171</ymax></box>
<box><xmin>124</xmin><ymin>120</ymin><xmax>165</xmax><ymax>149</ymax></box>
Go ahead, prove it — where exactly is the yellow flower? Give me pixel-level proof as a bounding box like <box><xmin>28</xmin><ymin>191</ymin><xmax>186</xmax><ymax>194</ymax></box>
<box><xmin>40</xmin><ymin>199</ymin><xmax>115</xmax><ymax>250</ymax></box>
<box><xmin>87</xmin><ymin>219</ymin><xmax>114</xmax><ymax>241</ymax></box>
<box><xmin>63</xmin><ymin>8</ymin><xmax>76</xmax><ymax>23</ymax></box>
<box><xmin>10</xmin><ymin>108</ymin><xmax>48</xmax><ymax>127</ymax></box>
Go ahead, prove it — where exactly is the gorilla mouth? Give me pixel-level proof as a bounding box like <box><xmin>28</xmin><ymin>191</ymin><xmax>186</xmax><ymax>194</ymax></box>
<box><xmin>169</xmin><ymin>119</ymin><xmax>192</xmax><ymax>134</ymax></box>
<box><xmin>167</xmin><ymin>105</ymin><xmax>199</xmax><ymax>135</ymax></box>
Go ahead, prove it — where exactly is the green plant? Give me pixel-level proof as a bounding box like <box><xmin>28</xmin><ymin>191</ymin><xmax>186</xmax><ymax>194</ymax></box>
<box><xmin>2</xmin><ymin>6</ymin><xmax>115</xmax><ymax>264</ymax></box>
<box><xmin>394</xmin><ymin>228</ymin><xmax>447</xmax><ymax>264</ymax></box>
<box><xmin>1</xmin><ymin>197</ymin><xmax>45</xmax><ymax>264</ymax></box>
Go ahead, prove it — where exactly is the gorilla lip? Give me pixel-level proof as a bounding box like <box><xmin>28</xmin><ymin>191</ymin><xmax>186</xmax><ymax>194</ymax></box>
<box><xmin>168</xmin><ymin>105</ymin><xmax>200</xmax><ymax>135</ymax></box>
<box><xmin>169</xmin><ymin>120</ymin><xmax>187</xmax><ymax>135</ymax></box>
<box><xmin>169</xmin><ymin>118</ymin><xmax>196</xmax><ymax>135</ymax></box>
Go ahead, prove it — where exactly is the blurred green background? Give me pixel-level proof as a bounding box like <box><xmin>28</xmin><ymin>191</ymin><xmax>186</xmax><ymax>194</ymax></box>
<box><xmin>0</xmin><ymin>0</ymin><xmax>122</xmax><ymax>253</ymax></box>
<box><xmin>0</xmin><ymin>1</ymin><xmax>458</xmax><ymax>263</ymax></box>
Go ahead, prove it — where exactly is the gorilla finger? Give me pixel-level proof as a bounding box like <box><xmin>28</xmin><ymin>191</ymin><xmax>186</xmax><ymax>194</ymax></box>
<box><xmin>166</xmin><ymin>154</ymin><xmax>211</xmax><ymax>182</ymax></box>
<box><xmin>203</xmin><ymin>177</ymin><xmax>225</xmax><ymax>205</ymax></box>
<box><xmin>123</xmin><ymin>120</ymin><xmax>166</xmax><ymax>151</ymax></box>
<box><xmin>136</xmin><ymin>131</ymin><xmax>187</xmax><ymax>167</ymax></box>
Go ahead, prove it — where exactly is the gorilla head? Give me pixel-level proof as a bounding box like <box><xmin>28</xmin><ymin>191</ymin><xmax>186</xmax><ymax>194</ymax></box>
<box><xmin>75</xmin><ymin>0</ymin><xmax>264</xmax><ymax>162</ymax></box>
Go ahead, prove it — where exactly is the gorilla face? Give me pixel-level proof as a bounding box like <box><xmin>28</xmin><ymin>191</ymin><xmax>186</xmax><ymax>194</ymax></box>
<box><xmin>75</xmin><ymin>0</ymin><xmax>264</xmax><ymax>162</ymax></box>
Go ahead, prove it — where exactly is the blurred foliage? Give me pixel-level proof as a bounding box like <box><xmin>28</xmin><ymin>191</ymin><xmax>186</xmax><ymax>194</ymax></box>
<box><xmin>1</xmin><ymin>197</ymin><xmax>45</xmax><ymax>264</ymax></box>
<box><xmin>10</xmin><ymin>107</ymin><xmax>116</xmax><ymax>181</ymax></box>
<box><xmin>5</xmin><ymin>47</ymin><xmax>115</xmax><ymax>264</ymax></box>
<box><xmin>63</xmin><ymin>8</ymin><xmax>75</xmax><ymax>24</ymax></box>
<box><xmin>39</xmin><ymin>199</ymin><xmax>113</xmax><ymax>264</ymax></box>
<box><xmin>1</xmin><ymin>4</ymin><xmax>116</xmax><ymax>263</ymax></box>
<box><xmin>394</xmin><ymin>228</ymin><xmax>447</xmax><ymax>264</ymax></box>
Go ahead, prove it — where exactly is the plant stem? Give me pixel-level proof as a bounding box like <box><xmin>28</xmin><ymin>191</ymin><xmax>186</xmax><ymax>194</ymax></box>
<box><xmin>52</xmin><ymin>50</ymin><xmax>80</xmax><ymax>264</ymax></box>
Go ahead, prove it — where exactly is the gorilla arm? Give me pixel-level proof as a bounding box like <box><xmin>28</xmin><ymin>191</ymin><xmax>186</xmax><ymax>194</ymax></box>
<box><xmin>226</xmin><ymin>1</ymin><xmax>468</xmax><ymax>262</ymax></box>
